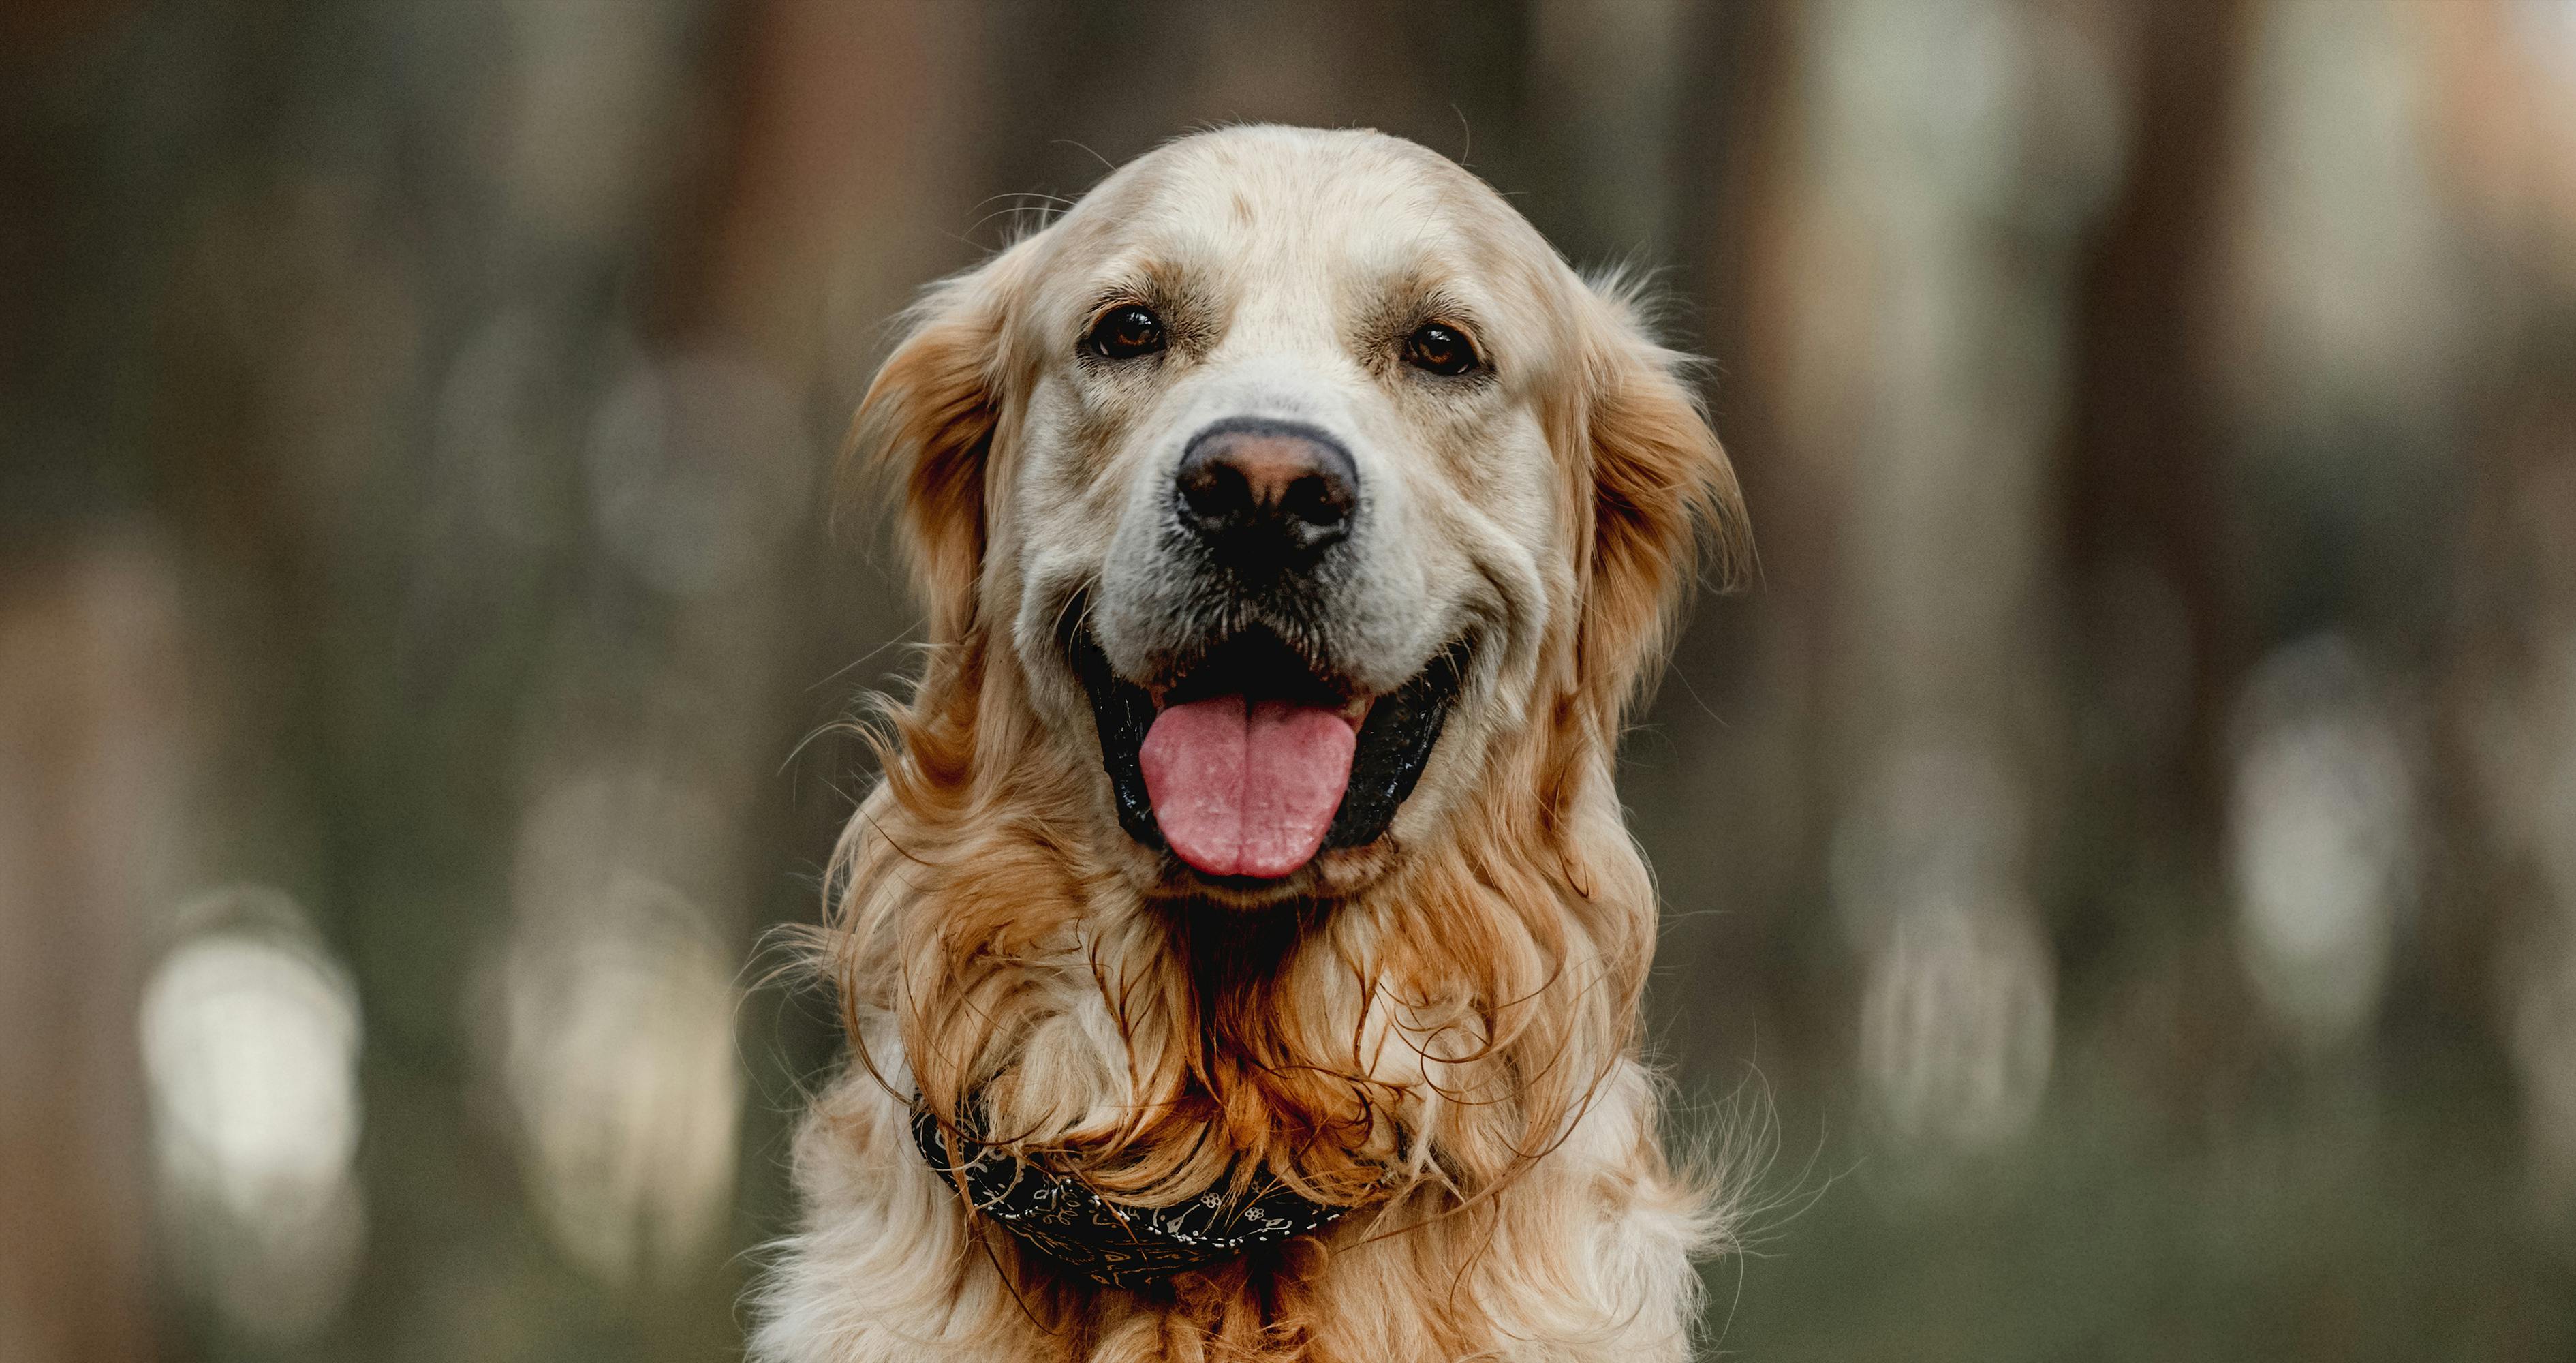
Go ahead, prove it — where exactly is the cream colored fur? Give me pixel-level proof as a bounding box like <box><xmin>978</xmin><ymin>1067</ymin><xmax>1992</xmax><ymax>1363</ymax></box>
<box><xmin>754</xmin><ymin>125</ymin><xmax>1748</xmax><ymax>1363</ymax></box>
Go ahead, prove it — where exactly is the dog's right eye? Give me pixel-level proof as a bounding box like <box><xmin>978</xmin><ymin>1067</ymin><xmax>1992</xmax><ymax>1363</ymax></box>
<box><xmin>1401</xmin><ymin>322</ymin><xmax>1483</xmax><ymax>378</ymax></box>
<box><xmin>1086</xmin><ymin>306</ymin><xmax>1166</xmax><ymax>361</ymax></box>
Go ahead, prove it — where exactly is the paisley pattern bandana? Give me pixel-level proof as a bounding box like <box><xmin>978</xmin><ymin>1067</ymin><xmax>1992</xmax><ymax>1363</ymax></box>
<box><xmin>909</xmin><ymin>1103</ymin><xmax>1349</xmax><ymax>1289</ymax></box>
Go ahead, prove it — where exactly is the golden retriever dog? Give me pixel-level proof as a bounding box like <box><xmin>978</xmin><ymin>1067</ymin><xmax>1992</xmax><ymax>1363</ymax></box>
<box><xmin>756</xmin><ymin>125</ymin><xmax>1748</xmax><ymax>1363</ymax></box>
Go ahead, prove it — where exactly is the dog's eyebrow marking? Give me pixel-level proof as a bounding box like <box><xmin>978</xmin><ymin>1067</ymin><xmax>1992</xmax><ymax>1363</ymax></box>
<box><xmin>1410</xmin><ymin>287</ymin><xmax>1490</xmax><ymax>341</ymax></box>
<box><xmin>1083</xmin><ymin>251</ymin><xmax>1203</xmax><ymax>312</ymax></box>
<box><xmin>1079</xmin><ymin>282</ymin><xmax>1155</xmax><ymax>328</ymax></box>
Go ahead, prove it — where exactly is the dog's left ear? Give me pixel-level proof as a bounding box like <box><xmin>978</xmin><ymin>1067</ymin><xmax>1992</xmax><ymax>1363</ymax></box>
<box><xmin>1574</xmin><ymin>285</ymin><xmax>1750</xmax><ymax>714</ymax></box>
<box><xmin>848</xmin><ymin>245</ymin><xmax>1031</xmax><ymax>643</ymax></box>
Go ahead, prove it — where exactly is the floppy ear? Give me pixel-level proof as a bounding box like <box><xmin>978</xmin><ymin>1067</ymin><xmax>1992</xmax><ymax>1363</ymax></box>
<box><xmin>848</xmin><ymin>251</ymin><xmax>1025</xmax><ymax>643</ymax></box>
<box><xmin>1576</xmin><ymin>288</ymin><xmax>1750</xmax><ymax>716</ymax></box>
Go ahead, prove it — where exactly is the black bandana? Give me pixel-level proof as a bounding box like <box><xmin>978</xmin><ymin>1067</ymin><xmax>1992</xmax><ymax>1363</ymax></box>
<box><xmin>909</xmin><ymin>1103</ymin><xmax>1349</xmax><ymax>1289</ymax></box>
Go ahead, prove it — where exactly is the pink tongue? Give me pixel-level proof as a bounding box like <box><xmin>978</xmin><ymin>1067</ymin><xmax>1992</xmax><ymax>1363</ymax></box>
<box><xmin>1138</xmin><ymin>696</ymin><xmax>1357</xmax><ymax>878</ymax></box>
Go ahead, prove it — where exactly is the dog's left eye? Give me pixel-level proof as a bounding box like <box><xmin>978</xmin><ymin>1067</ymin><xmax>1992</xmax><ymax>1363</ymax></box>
<box><xmin>1087</xmin><ymin>306</ymin><xmax>1166</xmax><ymax>361</ymax></box>
<box><xmin>1401</xmin><ymin>323</ymin><xmax>1483</xmax><ymax>377</ymax></box>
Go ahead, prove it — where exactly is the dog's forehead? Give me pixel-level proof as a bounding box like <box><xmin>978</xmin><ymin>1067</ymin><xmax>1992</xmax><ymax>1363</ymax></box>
<box><xmin>1051</xmin><ymin>128</ymin><xmax>1550</xmax><ymax>313</ymax></box>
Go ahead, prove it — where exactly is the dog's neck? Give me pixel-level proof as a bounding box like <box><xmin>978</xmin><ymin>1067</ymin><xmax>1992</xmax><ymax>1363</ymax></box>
<box><xmin>908</xmin><ymin>1092</ymin><xmax>1353</xmax><ymax>1288</ymax></box>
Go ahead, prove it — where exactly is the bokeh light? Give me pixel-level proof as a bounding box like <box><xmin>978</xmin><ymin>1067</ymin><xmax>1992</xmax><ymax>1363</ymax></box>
<box><xmin>496</xmin><ymin>768</ymin><xmax>746</xmax><ymax>1286</ymax></box>
<box><xmin>138</xmin><ymin>889</ymin><xmax>365</xmax><ymax>1342</ymax></box>
<box><xmin>2226</xmin><ymin>635</ymin><xmax>2417</xmax><ymax>1052</ymax></box>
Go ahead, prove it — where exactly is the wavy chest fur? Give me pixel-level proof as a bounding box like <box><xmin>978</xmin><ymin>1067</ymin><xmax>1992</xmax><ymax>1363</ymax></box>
<box><xmin>751</xmin><ymin>724</ymin><xmax>1716</xmax><ymax>1362</ymax></box>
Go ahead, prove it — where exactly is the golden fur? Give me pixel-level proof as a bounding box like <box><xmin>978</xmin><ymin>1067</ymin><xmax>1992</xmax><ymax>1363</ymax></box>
<box><xmin>756</xmin><ymin>126</ymin><xmax>1748</xmax><ymax>1363</ymax></box>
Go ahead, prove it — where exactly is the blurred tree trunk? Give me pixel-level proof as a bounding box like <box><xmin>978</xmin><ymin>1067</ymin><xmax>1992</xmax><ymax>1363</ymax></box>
<box><xmin>2050</xmin><ymin>0</ymin><xmax>2277</xmax><ymax>1118</ymax></box>
<box><xmin>2053</xmin><ymin>0</ymin><xmax>2260</xmax><ymax>1113</ymax></box>
<box><xmin>0</xmin><ymin>544</ymin><xmax>177</xmax><ymax>1363</ymax></box>
<box><xmin>2061</xmin><ymin>0</ymin><xmax>2251</xmax><ymax>842</ymax></box>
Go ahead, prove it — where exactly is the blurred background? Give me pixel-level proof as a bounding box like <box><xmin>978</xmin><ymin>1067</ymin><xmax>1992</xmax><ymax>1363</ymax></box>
<box><xmin>5</xmin><ymin>0</ymin><xmax>2576</xmax><ymax>1358</ymax></box>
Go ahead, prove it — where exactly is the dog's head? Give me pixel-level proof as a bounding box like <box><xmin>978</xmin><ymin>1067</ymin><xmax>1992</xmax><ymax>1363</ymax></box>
<box><xmin>856</xmin><ymin>126</ymin><xmax>1743</xmax><ymax>912</ymax></box>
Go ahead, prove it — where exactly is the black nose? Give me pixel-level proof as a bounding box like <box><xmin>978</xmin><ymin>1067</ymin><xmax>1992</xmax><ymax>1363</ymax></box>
<box><xmin>1174</xmin><ymin>418</ymin><xmax>1359</xmax><ymax>566</ymax></box>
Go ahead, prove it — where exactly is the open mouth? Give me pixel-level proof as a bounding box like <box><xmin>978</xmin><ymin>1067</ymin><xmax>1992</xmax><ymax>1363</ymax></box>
<box><xmin>1065</xmin><ymin>611</ymin><xmax>1467</xmax><ymax>883</ymax></box>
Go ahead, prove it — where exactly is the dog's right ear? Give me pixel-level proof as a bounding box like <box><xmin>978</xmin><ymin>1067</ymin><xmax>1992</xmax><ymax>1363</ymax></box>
<box><xmin>849</xmin><ymin>248</ymin><xmax>1029</xmax><ymax>643</ymax></box>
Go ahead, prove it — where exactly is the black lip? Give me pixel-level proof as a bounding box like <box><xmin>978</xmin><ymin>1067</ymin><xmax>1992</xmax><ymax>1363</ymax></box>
<box><xmin>1061</xmin><ymin>610</ymin><xmax>1468</xmax><ymax>863</ymax></box>
<box><xmin>1066</xmin><ymin>618</ymin><xmax>1164</xmax><ymax>850</ymax></box>
<box><xmin>1324</xmin><ymin>641</ymin><xmax>1467</xmax><ymax>848</ymax></box>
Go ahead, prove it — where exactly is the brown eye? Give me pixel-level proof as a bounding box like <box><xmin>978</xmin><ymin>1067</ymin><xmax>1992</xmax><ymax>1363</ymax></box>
<box><xmin>1087</xmin><ymin>305</ymin><xmax>1166</xmax><ymax>360</ymax></box>
<box><xmin>1401</xmin><ymin>322</ymin><xmax>1482</xmax><ymax>377</ymax></box>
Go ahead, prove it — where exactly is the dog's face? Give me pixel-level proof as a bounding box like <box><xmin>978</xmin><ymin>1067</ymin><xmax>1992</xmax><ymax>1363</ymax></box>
<box><xmin>860</xmin><ymin>127</ymin><xmax>1740</xmax><ymax>910</ymax></box>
